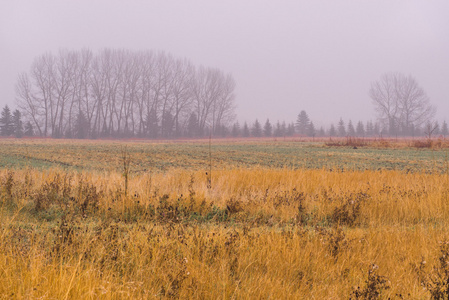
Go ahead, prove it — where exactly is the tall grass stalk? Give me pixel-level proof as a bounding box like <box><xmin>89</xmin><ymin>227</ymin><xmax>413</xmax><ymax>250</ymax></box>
<box><xmin>121</xmin><ymin>146</ymin><xmax>131</xmax><ymax>197</ymax></box>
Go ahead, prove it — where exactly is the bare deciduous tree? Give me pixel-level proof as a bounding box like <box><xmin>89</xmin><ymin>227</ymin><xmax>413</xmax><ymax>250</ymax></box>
<box><xmin>16</xmin><ymin>49</ymin><xmax>236</xmax><ymax>138</ymax></box>
<box><xmin>370</xmin><ymin>72</ymin><xmax>435</xmax><ymax>135</ymax></box>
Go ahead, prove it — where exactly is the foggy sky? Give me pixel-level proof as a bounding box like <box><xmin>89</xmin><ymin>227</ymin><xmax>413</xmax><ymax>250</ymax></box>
<box><xmin>1</xmin><ymin>1</ymin><xmax>449</xmax><ymax>127</ymax></box>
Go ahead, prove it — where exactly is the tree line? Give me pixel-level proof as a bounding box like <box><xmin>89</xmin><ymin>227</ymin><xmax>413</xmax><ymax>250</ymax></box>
<box><xmin>15</xmin><ymin>49</ymin><xmax>236</xmax><ymax>138</ymax></box>
<box><xmin>223</xmin><ymin>112</ymin><xmax>448</xmax><ymax>139</ymax></box>
<box><xmin>4</xmin><ymin>51</ymin><xmax>443</xmax><ymax>140</ymax></box>
<box><xmin>3</xmin><ymin>102</ymin><xmax>448</xmax><ymax>139</ymax></box>
<box><xmin>292</xmin><ymin>110</ymin><xmax>448</xmax><ymax>138</ymax></box>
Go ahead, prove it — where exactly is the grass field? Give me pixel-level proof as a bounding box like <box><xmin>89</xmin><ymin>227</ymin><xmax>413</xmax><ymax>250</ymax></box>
<box><xmin>0</xmin><ymin>138</ymin><xmax>448</xmax><ymax>172</ymax></box>
<box><xmin>1</xmin><ymin>138</ymin><xmax>449</xmax><ymax>299</ymax></box>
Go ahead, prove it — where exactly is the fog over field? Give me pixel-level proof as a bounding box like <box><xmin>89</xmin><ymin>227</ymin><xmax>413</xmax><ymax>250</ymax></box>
<box><xmin>1</xmin><ymin>1</ymin><xmax>449</xmax><ymax>127</ymax></box>
<box><xmin>3</xmin><ymin>3</ymin><xmax>449</xmax><ymax>297</ymax></box>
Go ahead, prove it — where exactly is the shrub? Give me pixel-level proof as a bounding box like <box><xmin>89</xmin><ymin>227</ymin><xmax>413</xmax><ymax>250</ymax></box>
<box><xmin>350</xmin><ymin>264</ymin><xmax>391</xmax><ymax>299</ymax></box>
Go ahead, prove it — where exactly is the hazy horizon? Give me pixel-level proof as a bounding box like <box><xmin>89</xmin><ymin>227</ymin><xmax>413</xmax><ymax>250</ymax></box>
<box><xmin>1</xmin><ymin>1</ymin><xmax>449</xmax><ymax>127</ymax></box>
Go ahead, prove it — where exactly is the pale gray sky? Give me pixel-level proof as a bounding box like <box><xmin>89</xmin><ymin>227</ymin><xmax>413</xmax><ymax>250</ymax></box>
<box><xmin>1</xmin><ymin>1</ymin><xmax>448</xmax><ymax>126</ymax></box>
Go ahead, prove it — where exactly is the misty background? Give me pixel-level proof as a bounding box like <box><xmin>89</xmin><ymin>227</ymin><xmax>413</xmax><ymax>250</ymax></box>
<box><xmin>1</xmin><ymin>1</ymin><xmax>449</xmax><ymax>127</ymax></box>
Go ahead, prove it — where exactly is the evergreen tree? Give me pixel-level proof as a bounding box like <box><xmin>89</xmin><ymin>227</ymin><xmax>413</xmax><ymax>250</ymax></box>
<box><xmin>295</xmin><ymin>110</ymin><xmax>310</xmax><ymax>135</ymax></box>
<box><xmin>251</xmin><ymin>119</ymin><xmax>262</xmax><ymax>137</ymax></box>
<box><xmin>307</xmin><ymin>121</ymin><xmax>316</xmax><ymax>137</ymax></box>
<box><xmin>231</xmin><ymin>122</ymin><xmax>240</xmax><ymax>137</ymax></box>
<box><xmin>347</xmin><ymin>120</ymin><xmax>355</xmax><ymax>136</ymax></box>
<box><xmin>146</xmin><ymin>109</ymin><xmax>159</xmax><ymax>138</ymax></box>
<box><xmin>409</xmin><ymin>123</ymin><xmax>417</xmax><ymax>137</ymax></box>
<box><xmin>100</xmin><ymin>121</ymin><xmax>109</xmax><ymax>138</ymax></box>
<box><xmin>318</xmin><ymin>127</ymin><xmax>325</xmax><ymax>137</ymax></box>
<box><xmin>12</xmin><ymin>109</ymin><xmax>23</xmax><ymax>138</ymax></box>
<box><xmin>329</xmin><ymin>124</ymin><xmax>336</xmax><ymax>137</ymax></box>
<box><xmin>281</xmin><ymin>121</ymin><xmax>287</xmax><ymax>136</ymax></box>
<box><xmin>0</xmin><ymin>105</ymin><xmax>14</xmax><ymax>136</ymax></box>
<box><xmin>356</xmin><ymin>121</ymin><xmax>365</xmax><ymax>137</ymax></box>
<box><xmin>373</xmin><ymin>122</ymin><xmax>380</xmax><ymax>135</ymax></box>
<box><xmin>287</xmin><ymin>122</ymin><xmax>295</xmax><ymax>136</ymax></box>
<box><xmin>389</xmin><ymin>118</ymin><xmax>398</xmax><ymax>136</ymax></box>
<box><xmin>24</xmin><ymin>121</ymin><xmax>34</xmax><ymax>136</ymax></box>
<box><xmin>263</xmin><ymin>119</ymin><xmax>272</xmax><ymax>137</ymax></box>
<box><xmin>442</xmin><ymin>120</ymin><xmax>448</xmax><ymax>137</ymax></box>
<box><xmin>273</xmin><ymin>121</ymin><xmax>282</xmax><ymax>137</ymax></box>
<box><xmin>366</xmin><ymin>121</ymin><xmax>374</xmax><ymax>136</ymax></box>
<box><xmin>74</xmin><ymin>110</ymin><xmax>89</xmax><ymax>139</ymax></box>
<box><xmin>216</xmin><ymin>124</ymin><xmax>228</xmax><ymax>137</ymax></box>
<box><xmin>187</xmin><ymin>113</ymin><xmax>199</xmax><ymax>137</ymax></box>
<box><xmin>337</xmin><ymin>118</ymin><xmax>346</xmax><ymax>137</ymax></box>
<box><xmin>434</xmin><ymin>121</ymin><xmax>440</xmax><ymax>135</ymax></box>
<box><xmin>242</xmin><ymin>122</ymin><xmax>250</xmax><ymax>137</ymax></box>
<box><xmin>161</xmin><ymin>111</ymin><xmax>174</xmax><ymax>137</ymax></box>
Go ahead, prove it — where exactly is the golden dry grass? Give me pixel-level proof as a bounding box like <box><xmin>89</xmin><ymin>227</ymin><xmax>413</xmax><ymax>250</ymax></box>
<box><xmin>1</xmin><ymin>167</ymin><xmax>449</xmax><ymax>299</ymax></box>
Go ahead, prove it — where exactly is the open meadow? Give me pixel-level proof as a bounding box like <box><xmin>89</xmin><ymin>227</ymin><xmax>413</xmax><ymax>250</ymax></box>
<box><xmin>1</xmin><ymin>138</ymin><xmax>449</xmax><ymax>299</ymax></box>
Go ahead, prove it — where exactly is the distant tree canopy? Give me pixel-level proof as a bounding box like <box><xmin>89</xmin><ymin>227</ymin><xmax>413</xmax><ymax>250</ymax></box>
<box><xmin>16</xmin><ymin>49</ymin><xmax>236</xmax><ymax>138</ymax></box>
